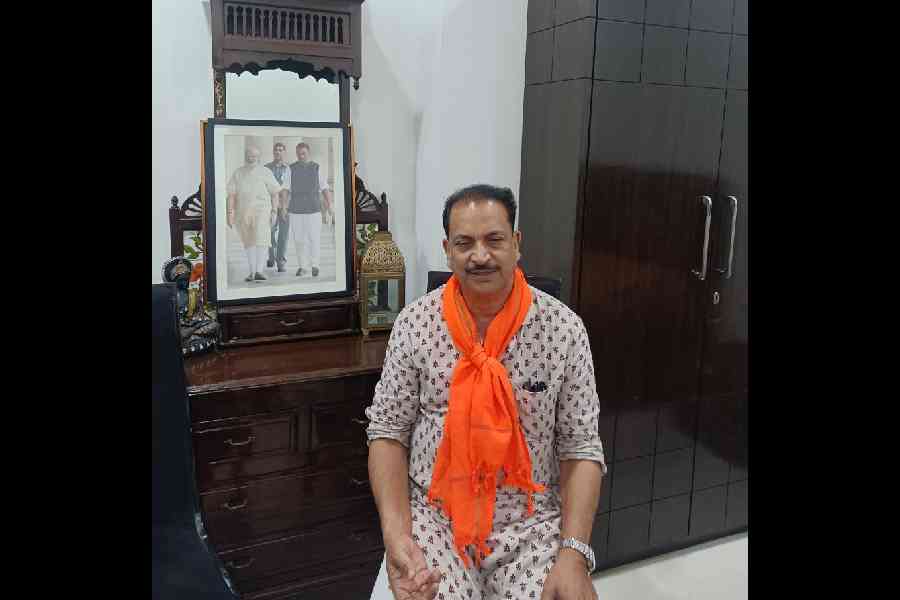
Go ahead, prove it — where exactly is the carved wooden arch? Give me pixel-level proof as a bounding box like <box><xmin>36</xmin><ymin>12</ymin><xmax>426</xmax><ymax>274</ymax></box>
<box><xmin>211</xmin><ymin>0</ymin><xmax>365</xmax><ymax>119</ymax></box>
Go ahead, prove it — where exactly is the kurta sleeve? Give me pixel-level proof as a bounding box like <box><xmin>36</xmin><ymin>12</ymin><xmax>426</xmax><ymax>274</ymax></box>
<box><xmin>262</xmin><ymin>168</ymin><xmax>282</xmax><ymax>196</ymax></box>
<box><xmin>226</xmin><ymin>170</ymin><xmax>239</xmax><ymax>196</ymax></box>
<box><xmin>365</xmin><ymin>310</ymin><xmax>421</xmax><ymax>448</ymax></box>
<box><xmin>555</xmin><ymin>316</ymin><xmax>608</xmax><ymax>474</ymax></box>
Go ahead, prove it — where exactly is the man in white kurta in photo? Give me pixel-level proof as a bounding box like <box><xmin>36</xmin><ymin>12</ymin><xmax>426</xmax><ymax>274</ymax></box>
<box><xmin>226</xmin><ymin>146</ymin><xmax>284</xmax><ymax>282</ymax></box>
<box><xmin>286</xmin><ymin>142</ymin><xmax>332</xmax><ymax>278</ymax></box>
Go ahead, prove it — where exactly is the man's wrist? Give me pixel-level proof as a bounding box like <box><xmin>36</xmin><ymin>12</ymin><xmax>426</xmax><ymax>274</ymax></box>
<box><xmin>382</xmin><ymin>525</ymin><xmax>412</xmax><ymax>547</ymax></box>
<box><xmin>558</xmin><ymin>547</ymin><xmax>589</xmax><ymax>569</ymax></box>
<box><xmin>558</xmin><ymin>537</ymin><xmax>596</xmax><ymax>573</ymax></box>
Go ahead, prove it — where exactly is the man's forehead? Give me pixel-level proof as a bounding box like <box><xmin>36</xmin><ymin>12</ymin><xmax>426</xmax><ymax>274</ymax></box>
<box><xmin>451</xmin><ymin>227</ymin><xmax>509</xmax><ymax>239</ymax></box>
<box><xmin>449</xmin><ymin>199</ymin><xmax>510</xmax><ymax>233</ymax></box>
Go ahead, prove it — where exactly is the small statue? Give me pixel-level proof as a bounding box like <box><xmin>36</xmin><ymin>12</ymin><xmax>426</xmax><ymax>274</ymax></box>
<box><xmin>161</xmin><ymin>257</ymin><xmax>219</xmax><ymax>356</ymax></box>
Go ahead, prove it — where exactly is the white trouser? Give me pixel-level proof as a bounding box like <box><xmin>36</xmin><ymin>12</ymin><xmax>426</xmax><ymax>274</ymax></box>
<box><xmin>245</xmin><ymin>245</ymin><xmax>267</xmax><ymax>275</ymax></box>
<box><xmin>290</xmin><ymin>212</ymin><xmax>321</xmax><ymax>271</ymax></box>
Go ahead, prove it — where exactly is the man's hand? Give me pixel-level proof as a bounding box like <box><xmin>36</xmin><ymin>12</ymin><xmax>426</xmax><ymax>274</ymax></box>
<box><xmin>384</xmin><ymin>532</ymin><xmax>441</xmax><ymax>600</ymax></box>
<box><xmin>227</xmin><ymin>208</ymin><xmax>235</xmax><ymax>228</ymax></box>
<box><xmin>540</xmin><ymin>551</ymin><xmax>597</xmax><ymax>600</ymax></box>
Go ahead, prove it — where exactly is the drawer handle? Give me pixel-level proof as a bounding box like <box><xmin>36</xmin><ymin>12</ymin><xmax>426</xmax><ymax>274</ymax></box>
<box><xmin>351</xmin><ymin>417</ymin><xmax>368</xmax><ymax>426</ymax></box>
<box><xmin>279</xmin><ymin>318</ymin><xmax>306</xmax><ymax>327</ymax></box>
<box><xmin>225</xmin><ymin>435</ymin><xmax>255</xmax><ymax>447</ymax></box>
<box><xmin>222</xmin><ymin>498</ymin><xmax>248</xmax><ymax>511</ymax></box>
<box><xmin>348</xmin><ymin>528</ymin><xmax>368</xmax><ymax>543</ymax></box>
<box><xmin>350</xmin><ymin>477</ymin><xmax>370</xmax><ymax>487</ymax></box>
<box><xmin>226</xmin><ymin>557</ymin><xmax>255</xmax><ymax>570</ymax></box>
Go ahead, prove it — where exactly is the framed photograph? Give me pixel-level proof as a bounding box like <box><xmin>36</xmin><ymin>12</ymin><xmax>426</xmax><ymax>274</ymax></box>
<box><xmin>203</xmin><ymin>119</ymin><xmax>353</xmax><ymax>305</ymax></box>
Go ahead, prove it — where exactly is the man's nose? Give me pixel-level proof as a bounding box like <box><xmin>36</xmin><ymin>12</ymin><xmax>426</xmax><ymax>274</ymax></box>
<box><xmin>470</xmin><ymin>243</ymin><xmax>490</xmax><ymax>264</ymax></box>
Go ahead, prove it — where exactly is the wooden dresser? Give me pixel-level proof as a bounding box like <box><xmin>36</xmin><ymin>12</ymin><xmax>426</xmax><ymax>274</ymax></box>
<box><xmin>184</xmin><ymin>334</ymin><xmax>389</xmax><ymax>599</ymax></box>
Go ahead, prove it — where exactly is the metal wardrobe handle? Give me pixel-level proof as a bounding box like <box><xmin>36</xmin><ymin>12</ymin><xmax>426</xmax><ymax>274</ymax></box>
<box><xmin>715</xmin><ymin>195</ymin><xmax>738</xmax><ymax>279</ymax></box>
<box><xmin>691</xmin><ymin>195</ymin><xmax>713</xmax><ymax>281</ymax></box>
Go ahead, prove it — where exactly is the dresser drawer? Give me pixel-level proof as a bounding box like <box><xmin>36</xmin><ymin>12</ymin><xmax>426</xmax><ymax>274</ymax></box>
<box><xmin>311</xmin><ymin>395</ymin><xmax>370</xmax><ymax>449</ymax></box>
<box><xmin>221</xmin><ymin>304</ymin><xmax>354</xmax><ymax>345</ymax></box>
<box><xmin>239</xmin><ymin>549</ymin><xmax>384</xmax><ymax>599</ymax></box>
<box><xmin>218</xmin><ymin>512</ymin><xmax>383</xmax><ymax>587</ymax></box>
<box><xmin>201</xmin><ymin>462</ymin><xmax>374</xmax><ymax>547</ymax></box>
<box><xmin>190</xmin><ymin>376</ymin><xmax>379</xmax><ymax>423</ymax></box>
<box><xmin>194</xmin><ymin>413</ymin><xmax>297</xmax><ymax>464</ymax></box>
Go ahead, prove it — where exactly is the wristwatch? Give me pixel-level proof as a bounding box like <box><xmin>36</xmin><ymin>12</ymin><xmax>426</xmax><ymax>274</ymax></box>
<box><xmin>560</xmin><ymin>537</ymin><xmax>596</xmax><ymax>573</ymax></box>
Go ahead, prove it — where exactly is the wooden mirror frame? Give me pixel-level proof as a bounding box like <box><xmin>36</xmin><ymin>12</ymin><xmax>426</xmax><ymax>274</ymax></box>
<box><xmin>210</xmin><ymin>0</ymin><xmax>365</xmax><ymax>121</ymax></box>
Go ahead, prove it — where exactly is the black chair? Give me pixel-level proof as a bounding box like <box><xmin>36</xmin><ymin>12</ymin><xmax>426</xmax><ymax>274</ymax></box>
<box><xmin>426</xmin><ymin>271</ymin><xmax>562</xmax><ymax>300</ymax></box>
<box><xmin>153</xmin><ymin>284</ymin><xmax>237</xmax><ymax>600</ymax></box>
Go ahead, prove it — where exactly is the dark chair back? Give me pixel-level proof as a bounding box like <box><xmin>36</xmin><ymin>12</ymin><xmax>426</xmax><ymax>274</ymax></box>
<box><xmin>426</xmin><ymin>271</ymin><xmax>562</xmax><ymax>300</ymax></box>
<box><xmin>153</xmin><ymin>283</ymin><xmax>236</xmax><ymax>599</ymax></box>
<box><xmin>152</xmin><ymin>283</ymin><xmax>197</xmax><ymax>528</ymax></box>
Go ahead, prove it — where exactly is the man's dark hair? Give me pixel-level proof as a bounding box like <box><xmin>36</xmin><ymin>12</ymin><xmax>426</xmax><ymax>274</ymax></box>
<box><xmin>442</xmin><ymin>184</ymin><xmax>517</xmax><ymax>238</ymax></box>
<box><xmin>273</xmin><ymin>142</ymin><xmax>286</xmax><ymax>151</ymax></box>
<box><xmin>296</xmin><ymin>142</ymin><xmax>311</xmax><ymax>152</ymax></box>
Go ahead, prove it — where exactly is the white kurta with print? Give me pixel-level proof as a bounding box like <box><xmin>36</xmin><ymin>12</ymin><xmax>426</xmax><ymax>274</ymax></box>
<box><xmin>226</xmin><ymin>164</ymin><xmax>282</xmax><ymax>248</ymax></box>
<box><xmin>366</xmin><ymin>285</ymin><xmax>608</xmax><ymax>599</ymax></box>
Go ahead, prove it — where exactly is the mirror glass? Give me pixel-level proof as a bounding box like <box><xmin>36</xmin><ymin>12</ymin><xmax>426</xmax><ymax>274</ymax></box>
<box><xmin>226</xmin><ymin>69</ymin><xmax>339</xmax><ymax>122</ymax></box>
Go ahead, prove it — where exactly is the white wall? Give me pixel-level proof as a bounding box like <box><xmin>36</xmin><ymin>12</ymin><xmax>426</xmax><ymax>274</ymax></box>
<box><xmin>349</xmin><ymin>1</ymin><xmax>422</xmax><ymax>303</ymax></box>
<box><xmin>412</xmin><ymin>0</ymin><xmax>528</xmax><ymax>296</ymax></box>
<box><xmin>152</xmin><ymin>0</ymin><xmax>213</xmax><ymax>281</ymax></box>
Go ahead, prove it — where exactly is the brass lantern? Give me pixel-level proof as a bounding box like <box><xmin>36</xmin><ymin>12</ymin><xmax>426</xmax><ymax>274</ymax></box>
<box><xmin>359</xmin><ymin>231</ymin><xmax>406</xmax><ymax>335</ymax></box>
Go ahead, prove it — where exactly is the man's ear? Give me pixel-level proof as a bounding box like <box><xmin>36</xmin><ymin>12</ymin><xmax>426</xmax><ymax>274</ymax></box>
<box><xmin>442</xmin><ymin>238</ymin><xmax>451</xmax><ymax>266</ymax></box>
<box><xmin>514</xmin><ymin>230</ymin><xmax>522</xmax><ymax>262</ymax></box>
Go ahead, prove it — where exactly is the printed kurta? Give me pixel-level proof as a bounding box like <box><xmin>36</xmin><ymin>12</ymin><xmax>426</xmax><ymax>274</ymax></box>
<box><xmin>226</xmin><ymin>164</ymin><xmax>282</xmax><ymax>248</ymax></box>
<box><xmin>366</xmin><ymin>285</ymin><xmax>607</xmax><ymax>599</ymax></box>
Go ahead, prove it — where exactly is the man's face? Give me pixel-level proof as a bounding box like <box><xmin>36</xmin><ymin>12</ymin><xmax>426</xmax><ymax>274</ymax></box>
<box><xmin>442</xmin><ymin>198</ymin><xmax>521</xmax><ymax>299</ymax></box>
<box><xmin>273</xmin><ymin>145</ymin><xmax>285</xmax><ymax>162</ymax></box>
<box><xmin>245</xmin><ymin>147</ymin><xmax>260</xmax><ymax>165</ymax></box>
<box><xmin>296</xmin><ymin>146</ymin><xmax>310</xmax><ymax>162</ymax></box>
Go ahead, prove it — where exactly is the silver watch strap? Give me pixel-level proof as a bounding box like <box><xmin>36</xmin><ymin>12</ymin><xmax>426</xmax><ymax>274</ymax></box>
<box><xmin>560</xmin><ymin>536</ymin><xmax>595</xmax><ymax>573</ymax></box>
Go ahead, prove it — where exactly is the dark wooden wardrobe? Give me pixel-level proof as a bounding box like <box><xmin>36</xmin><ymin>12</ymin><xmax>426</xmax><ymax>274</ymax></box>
<box><xmin>519</xmin><ymin>0</ymin><xmax>748</xmax><ymax>569</ymax></box>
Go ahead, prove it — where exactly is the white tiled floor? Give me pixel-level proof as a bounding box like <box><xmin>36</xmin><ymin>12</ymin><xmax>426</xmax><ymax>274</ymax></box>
<box><xmin>370</xmin><ymin>532</ymin><xmax>748</xmax><ymax>599</ymax></box>
<box><xmin>592</xmin><ymin>533</ymin><xmax>748</xmax><ymax>600</ymax></box>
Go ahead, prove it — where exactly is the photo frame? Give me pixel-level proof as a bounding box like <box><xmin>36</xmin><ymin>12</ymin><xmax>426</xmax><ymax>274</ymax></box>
<box><xmin>203</xmin><ymin>118</ymin><xmax>354</xmax><ymax>306</ymax></box>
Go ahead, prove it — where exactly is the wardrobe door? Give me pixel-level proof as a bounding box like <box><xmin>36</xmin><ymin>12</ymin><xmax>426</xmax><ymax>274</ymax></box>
<box><xmin>581</xmin><ymin>81</ymin><xmax>724</xmax><ymax>415</ymax></box>
<box><xmin>581</xmin><ymin>81</ymin><xmax>725</xmax><ymax>564</ymax></box>
<box><xmin>700</xmin><ymin>89</ymin><xmax>749</xmax><ymax>489</ymax></box>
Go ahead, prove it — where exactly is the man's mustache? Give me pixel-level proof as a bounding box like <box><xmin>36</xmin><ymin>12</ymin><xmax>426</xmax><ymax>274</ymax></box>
<box><xmin>466</xmin><ymin>266</ymin><xmax>498</xmax><ymax>274</ymax></box>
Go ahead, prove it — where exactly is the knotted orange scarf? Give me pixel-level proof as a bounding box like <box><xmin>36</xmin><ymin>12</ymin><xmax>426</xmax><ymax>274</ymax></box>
<box><xmin>427</xmin><ymin>267</ymin><xmax>545</xmax><ymax>568</ymax></box>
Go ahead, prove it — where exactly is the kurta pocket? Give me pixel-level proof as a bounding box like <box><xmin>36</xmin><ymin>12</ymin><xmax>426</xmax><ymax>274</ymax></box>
<box><xmin>512</xmin><ymin>385</ymin><xmax>555</xmax><ymax>440</ymax></box>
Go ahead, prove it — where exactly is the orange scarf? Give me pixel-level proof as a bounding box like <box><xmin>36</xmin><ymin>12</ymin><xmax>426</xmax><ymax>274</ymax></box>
<box><xmin>427</xmin><ymin>267</ymin><xmax>545</xmax><ymax>568</ymax></box>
